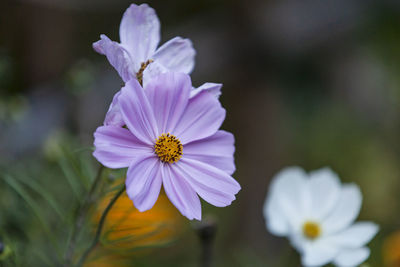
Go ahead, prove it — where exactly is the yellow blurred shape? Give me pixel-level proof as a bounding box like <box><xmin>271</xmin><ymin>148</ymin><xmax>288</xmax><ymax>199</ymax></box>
<box><xmin>93</xmin><ymin>183</ymin><xmax>184</xmax><ymax>252</ymax></box>
<box><xmin>84</xmin><ymin>251</ymin><xmax>130</xmax><ymax>267</ymax></box>
<box><xmin>383</xmin><ymin>231</ymin><xmax>400</xmax><ymax>267</ymax></box>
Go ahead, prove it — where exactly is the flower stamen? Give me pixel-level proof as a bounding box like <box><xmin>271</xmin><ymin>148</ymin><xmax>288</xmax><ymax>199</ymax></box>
<box><xmin>136</xmin><ymin>59</ymin><xmax>153</xmax><ymax>86</ymax></box>
<box><xmin>154</xmin><ymin>133</ymin><xmax>183</xmax><ymax>163</ymax></box>
<box><xmin>302</xmin><ymin>221</ymin><xmax>321</xmax><ymax>240</ymax></box>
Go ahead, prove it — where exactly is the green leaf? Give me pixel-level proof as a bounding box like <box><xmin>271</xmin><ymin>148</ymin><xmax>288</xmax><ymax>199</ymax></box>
<box><xmin>12</xmin><ymin>175</ymin><xmax>64</xmax><ymax>221</ymax></box>
<box><xmin>78</xmin><ymin>153</ymin><xmax>95</xmax><ymax>190</ymax></box>
<box><xmin>58</xmin><ymin>158</ymin><xmax>83</xmax><ymax>203</ymax></box>
<box><xmin>1</xmin><ymin>175</ymin><xmax>62</xmax><ymax>258</ymax></box>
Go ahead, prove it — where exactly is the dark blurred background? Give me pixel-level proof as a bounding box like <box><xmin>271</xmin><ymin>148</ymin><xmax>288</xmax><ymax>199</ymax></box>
<box><xmin>1</xmin><ymin>0</ymin><xmax>400</xmax><ymax>266</ymax></box>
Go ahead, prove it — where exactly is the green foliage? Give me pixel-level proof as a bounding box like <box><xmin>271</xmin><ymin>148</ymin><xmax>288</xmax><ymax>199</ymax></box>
<box><xmin>0</xmin><ymin>134</ymin><xmax>100</xmax><ymax>266</ymax></box>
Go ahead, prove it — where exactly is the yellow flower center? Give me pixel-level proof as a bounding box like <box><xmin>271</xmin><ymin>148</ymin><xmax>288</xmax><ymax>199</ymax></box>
<box><xmin>154</xmin><ymin>133</ymin><xmax>183</xmax><ymax>163</ymax></box>
<box><xmin>302</xmin><ymin>221</ymin><xmax>321</xmax><ymax>240</ymax></box>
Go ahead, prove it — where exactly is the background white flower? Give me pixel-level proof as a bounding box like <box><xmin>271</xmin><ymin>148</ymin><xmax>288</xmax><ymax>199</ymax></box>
<box><xmin>263</xmin><ymin>167</ymin><xmax>379</xmax><ymax>267</ymax></box>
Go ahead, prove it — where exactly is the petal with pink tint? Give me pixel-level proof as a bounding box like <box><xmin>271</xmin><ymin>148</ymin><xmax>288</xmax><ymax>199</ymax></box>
<box><xmin>175</xmin><ymin>158</ymin><xmax>240</xmax><ymax>207</ymax></box>
<box><xmin>153</xmin><ymin>37</ymin><xmax>196</xmax><ymax>74</ymax></box>
<box><xmin>104</xmin><ymin>91</ymin><xmax>124</xmax><ymax>127</ymax></box>
<box><xmin>93</xmin><ymin>126</ymin><xmax>152</xmax><ymax>168</ymax></box>
<box><xmin>190</xmin><ymin>83</ymin><xmax>222</xmax><ymax>99</ymax></box>
<box><xmin>126</xmin><ymin>155</ymin><xmax>162</xmax><ymax>212</ymax></box>
<box><xmin>174</xmin><ymin>90</ymin><xmax>225</xmax><ymax>144</ymax></box>
<box><xmin>142</xmin><ymin>61</ymin><xmax>168</xmax><ymax>88</ymax></box>
<box><xmin>93</xmin><ymin>34</ymin><xmax>134</xmax><ymax>82</ymax></box>
<box><xmin>144</xmin><ymin>72</ymin><xmax>191</xmax><ymax>133</ymax></box>
<box><xmin>119</xmin><ymin>79</ymin><xmax>159</xmax><ymax>144</ymax></box>
<box><xmin>183</xmin><ymin>130</ymin><xmax>235</xmax><ymax>175</ymax></box>
<box><xmin>162</xmin><ymin>164</ymin><xmax>202</xmax><ymax>220</ymax></box>
<box><xmin>119</xmin><ymin>4</ymin><xmax>160</xmax><ymax>68</ymax></box>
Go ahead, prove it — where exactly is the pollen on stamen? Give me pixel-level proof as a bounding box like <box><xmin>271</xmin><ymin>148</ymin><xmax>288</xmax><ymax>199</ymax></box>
<box><xmin>154</xmin><ymin>133</ymin><xmax>183</xmax><ymax>163</ymax></box>
<box><xmin>136</xmin><ymin>59</ymin><xmax>153</xmax><ymax>86</ymax></box>
<box><xmin>302</xmin><ymin>221</ymin><xmax>321</xmax><ymax>240</ymax></box>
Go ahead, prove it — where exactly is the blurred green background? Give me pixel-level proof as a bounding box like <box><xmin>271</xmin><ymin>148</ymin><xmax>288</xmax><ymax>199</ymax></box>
<box><xmin>1</xmin><ymin>0</ymin><xmax>400</xmax><ymax>266</ymax></box>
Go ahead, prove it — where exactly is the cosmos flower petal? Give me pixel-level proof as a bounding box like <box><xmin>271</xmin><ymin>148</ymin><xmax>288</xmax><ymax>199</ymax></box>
<box><xmin>142</xmin><ymin>61</ymin><xmax>168</xmax><ymax>88</ymax></box>
<box><xmin>322</xmin><ymin>184</ymin><xmax>362</xmax><ymax>234</ymax></box>
<box><xmin>153</xmin><ymin>37</ymin><xmax>196</xmax><ymax>74</ymax></box>
<box><xmin>102</xmin><ymin>73</ymin><xmax>223</xmax><ymax>128</ymax></box>
<box><xmin>174</xmin><ymin>90</ymin><xmax>226</xmax><ymax>144</ymax></box>
<box><xmin>126</xmin><ymin>156</ymin><xmax>162</xmax><ymax>212</ymax></box>
<box><xmin>175</xmin><ymin>158</ymin><xmax>240</xmax><ymax>207</ymax></box>
<box><xmin>190</xmin><ymin>83</ymin><xmax>222</xmax><ymax>99</ymax></box>
<box><xmin>333</xmin><ymin>247</ymin><xmax>370</xmax><ymax>267</ymax></box>
<box><xmin>264</xmin><ymin>189</ymin><xmax>293</xmax><ymax>237</ymax></box>
<box><xmin>308</xmin><ymin>168</ymin><xmax>341</xmax><ymax>220</ymax></box>
<box><xmin>104</xmin><ymin>91</ymin><xmax>125</xmax><ymax>126</ymax></box>
<box><xmin>119</xmin><ymin>79</ymin><xmax>159</xmax><ymax>144</ymax></box>
<box><xmin>145</xmin><ymin>72</ymin><xmax>191</xmax><ymax>133</ymax></box>
<box><xmin>162</xmin><ymin>164</ymin><xmax>202</xmax><ymax>220</ymax></box>
<box><xmin>93</xmin><ymin>34</ymin><xmax>134</xmax><ymax>82</ymax></box>
<box><xmin>264</xmin><ymin>167</ymin><xmax>378</xmax><ymax>266</ymax></box>
<box><xmin>119</xmin><ymin>4</ymin><xmax>160</xmax><ymax>68</ymax></box>
<box><xmin>325</xmin><ymin>222</ymin><xmax>379</xmax><ymax>248</ymax></box>
<box><xmin>183</xmin><ymin>130</ymin><xmax>235</xmax><ymax>175</ymax></box>
<box><xmin>302</xmin><ymin>240</ymin><xmax>339</xmax><ymax>267</ymax></box>
<box><xmin>266</xmin><ymin>167</ymin><xmax>309</xmax><ymax>229</ymax></box>
<box><xmin>93</xmin><ymin>126</ymin><xmax>152</xmax><ymax>168</ymax></box>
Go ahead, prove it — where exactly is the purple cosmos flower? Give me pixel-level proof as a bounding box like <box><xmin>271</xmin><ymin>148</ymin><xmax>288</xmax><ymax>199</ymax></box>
<box><xmin>93</xmin><ymin>3</ymin><xmax>223</xmax><ymax>126</ymax></box>
<box><xmin>103</xmin><ymin>82</ymin><xmax>223</xmax><ymax>127</ymax></box>
<box><xmin>93</xmin><ymin>3</ymin><xmax>194</xmax><ymax>84</ymax></box>
<box><xmin>93</xmin><ymin>72</ymin><xmax>240</xmax><ymax>220</ymax></box>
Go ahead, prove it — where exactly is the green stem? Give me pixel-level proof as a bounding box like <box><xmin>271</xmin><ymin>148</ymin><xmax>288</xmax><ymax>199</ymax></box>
<box><xmin>76</xmin><ymin>185</ymin><xmax>126</xmax><ymax>267</ymax></box>
<box><xmin>64</xmin><ymin>165</ymin><xmax>104</xmax><ymax>266</ymax></box>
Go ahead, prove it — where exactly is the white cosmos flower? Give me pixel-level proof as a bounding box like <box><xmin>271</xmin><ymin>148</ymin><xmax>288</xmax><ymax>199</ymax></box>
<box><xmin>263</xmin><ymin>167</ymin><xmax>379</xmax><ymax>267</ymax></box>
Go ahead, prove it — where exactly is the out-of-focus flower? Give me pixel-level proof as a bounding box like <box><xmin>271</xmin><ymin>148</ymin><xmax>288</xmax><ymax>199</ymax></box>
<box><xmin>85</xmin><ymin>182</ymin><xmax>184</xmax><ymax>266</ymax></box>
<box><xmin>84</xmin><ymin>249</ymin><xmax>130</xmax><ymax>267</ymax></box>
<box><xmin>383</xmin><ymin>231</ymin><xmax>400</xmax><ymax>267</ymax></box>
<box><xmin>93</xmin><ymin>72</ymin><xmax>240</xmax><ymax>220</ymax></box>
<box><xmin>93</xmin><ymin>3</ymin><xmax>222</xmax><ymax>127</ymax></box>
<box><xmin>263</xmin><ymin>167</ymin><xmax>378</xmax><ymax>267</ymax></box>
<box><xmin>93</xmin><ymin>184</ymin><xmax>184</xmax><ymax>251</ymax></box>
